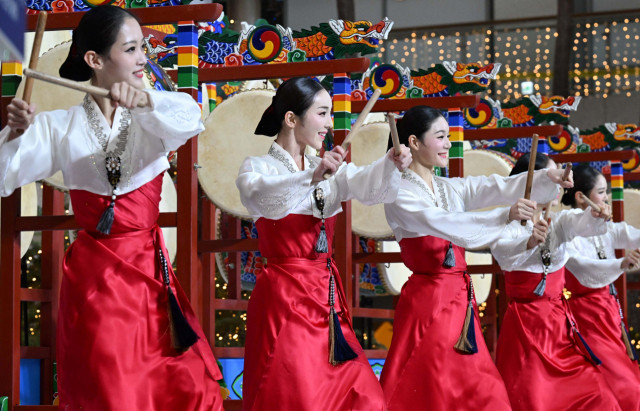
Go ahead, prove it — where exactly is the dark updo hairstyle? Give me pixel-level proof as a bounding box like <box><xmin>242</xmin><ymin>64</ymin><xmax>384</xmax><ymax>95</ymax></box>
<box><xmin>509</xmin><ymin>152</ymin><xmax>552</xmax><ymax>177</ymax></box>
<box><xmin>560</xmin><ymin>164</ymin><xmax>603</xmax><ymax>208</ymax></box>
<box><xmin>59</xmin><ymin>6</ymin><xmax>138</xmax><ymax>82</ymax></box>
<box><xmin>255</xmin><ymin>77</ymin><xmax>326</xmax><ymax>137</ymax></box>
<box><xmin>387</xmin><ymin>105</ymin><xmax>446</xmax><ymax>151</ymax></box>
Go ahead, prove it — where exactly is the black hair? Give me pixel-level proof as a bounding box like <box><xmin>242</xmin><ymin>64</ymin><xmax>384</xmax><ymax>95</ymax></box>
<box><xmin>59</xmin><ymin>6</ymin><xmax>138</xmax><ymax>82</ymax></box>
<box><xmin>509</xmin><ymin>152</ymin><xmax>553</xmax><ymax>177</ymax></box>
<box><xmin>387</xmin><ymin>105</ymin><xmax>446</xmax><ymax>151</ymax></box>
<box><xmin>560</xmin><ymin>164</ymin><xmax>603</xmax><ymax>208</ymax></box>
<box><xmin>255</xmin><ymin>77</ymin><xmax>326</xmax><ymax>137</ymax></box>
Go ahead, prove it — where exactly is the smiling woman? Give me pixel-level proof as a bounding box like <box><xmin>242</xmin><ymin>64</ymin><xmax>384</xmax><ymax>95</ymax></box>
<box><xmin>236</xmin><ymin>77</ymin><xmax>411</xmax><ymax>411</ymax></box>
<box><xmin>0</xmin><ymin>5</ymin><xmax>224</xmax><ymax>411</ymax></box>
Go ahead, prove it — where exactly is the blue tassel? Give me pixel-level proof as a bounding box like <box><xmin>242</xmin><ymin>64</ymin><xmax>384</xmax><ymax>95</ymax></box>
<box><xmin>575</xmin><ymin>329</ymin><xmax>602</xmax><ymax>366</ymax></box>
<box><xmin>454</xmin><ymin>303</ymin><xmax>478</xmax><ymax>354</ymax></box>
<box><xmin>315</xmin><ymin>221</ymin><xmax>329</xmax><ymax>253</ymax></box>
<box><xmin>329</xmin><ymin>308</ymin><xmax>358</xmax><ymax>365</ymax></box>
<box><xmin>96</xmin><ymin>201</ymin><xmax>115</xmax><ymax>235</ymax></box>
<box><xmin>533</xmin><ymin>273</ymin><xmax>547</xmax><ymax>296</ymax></box>
<box><xmin>443</xmin><ymin>242</ymin><xmax>456</xmax><ymax>268</ymax></box>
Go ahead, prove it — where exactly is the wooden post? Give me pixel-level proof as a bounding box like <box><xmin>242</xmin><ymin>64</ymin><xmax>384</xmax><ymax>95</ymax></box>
<box><xmin>610</xmin><ymin>161</ymin><xmax>627</xmax><ymax>319</ymax></box>
<box><xmin>39</xmin><ymin>186</ymin><xmax>65</xmax><ymax>405</ymax></box>
<box><xmin>201</xmin><ymin>193</ymin><xmax>217</xmax><ymax>342</ymax></box>
<box><xmin>176</xmin><ymin>20</ymin><xmax>200</xmax><ymax>308</ymax></box>
<box><xmin>332</xmin><ymin>73</ymin><xmax>354</xmax><ymax>309</ymax></box>
<box><xmin>447</xmin><ymin>108</ymin><xmax>464</xmax><ymax>178</ymax></box>
<box><xmin>0</xmin><ymin>191</ymin><xmax>22</xmax><ymax>409</ymax></box>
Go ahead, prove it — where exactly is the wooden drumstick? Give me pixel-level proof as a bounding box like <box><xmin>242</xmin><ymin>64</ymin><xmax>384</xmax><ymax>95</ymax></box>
<box><xmin>387</xmin><ymin>113</ymin><xmax>402</xmax><ymax>156</ymax></box>
<box><xmin>23</xmin><ymin>68</ymin><xmax>149</xmax><ymax>108</ymax></box>
<box><xmin>543</xmin><ymin>206</ymin><xmax>552</xmax><ymax>221</ymax></box>
<box><xmin>521</xmin><ymin>134</ymin><xmax>539</xmax><ymax>226</ymax></box>
<box><xmin>562</xmin><ymin>162</ymin><xmax>572</xmax><ymax>181</ymax></box>
<box><xmin>323</xmin><ymin>88</ymin><xmax>382</xmax><ymax>179</ymax></box>
<box><xmin>578</xmin><ymin>192</ymin><xmax>602</xmax><ymax>213</ymax></box>
<box><xmin>17</xmin><ymin>11</ymin><xmax>47</xmax><ymax>135</ymax></box>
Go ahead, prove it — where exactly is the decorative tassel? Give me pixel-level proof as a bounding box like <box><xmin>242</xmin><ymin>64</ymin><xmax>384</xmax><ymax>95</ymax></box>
<box><xmin>533</xmin><ymin>272</ymin><xmax>547</xmax><ymax>297</ymax></box>
<box><xmin>96</xmin><ymin>200</ymin><xmax>115</xmax><ymax>235</ymax></box>
<box><xmin>609</xmin><ymin>283</ymin><xmax>618</xmax><ymax>295</ymax></box>
<box><xmin>443</xmin><ymin>242</ymin><xmax>456</xmax><ymax>268</ymax></box>
<box><xmin>621</xmin><ymin>321</ymin><xmax>638</xmax><ymax>361</ymax></box>
<box><xmin>327</xmin><ymin>259</ymin><xmax>358</xmax><ymax>365</ymax></box>
<box><xmin>316</xmin><ymin>220</ymin><xmax>329</xmax><ymax>253</ymax></box>
<box><xmin>574</xmin><ymin>327</ymin><xmax>602</xmax><ymax>366</ymax></box>
<box><xmin>159</xmin><ymin>248</ymin><xmax>199</xmax><ymax>353</ymax></box>
<box><xmin>454</xmin><ymin>273</ymin><xmax>478</xmax><ymax>354</ymax></box>
<box><xmin>314</xmin><ymin>187</ymin><xmax>329</xmax><ymax>253</ymax></box>
<box><xmin>167</xmin><ymin>286</ymin><xmax>199</xmax><ymax>352</ymax></box>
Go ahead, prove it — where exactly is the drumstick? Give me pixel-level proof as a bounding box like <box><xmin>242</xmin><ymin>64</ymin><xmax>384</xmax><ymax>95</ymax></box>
<box><xmin>323</xmin><ymin>88</ymin><xmax>382</xmax><ymax>179</ymax></box>
<box><xmin>17</xmin><ymin>12</ymin><xmax>47</xmax><ymax>135</ymax></box>
<box><xmin>578</xmin><ymin>193</ymin><xmax>602</xmax><ymax>213</ymax></box>
<box><xmin>562</xmin><ymin>162</ymin><xmax>572</xmax><ymax>181</ymax></box>
<box><xmin>521</xmin><ymin>134</ymin><xmax>539</xmax><ymax>226</ymax></box>
<box><xmin>387</xmin><ymin>113</ymin><xmax>402</xmax><ymax>156</ymax></box>
<box><xmin>23</xmin><ymin>68</ymin><xmax>148</xmax><ymax>108</ymax></box>
<box><xmin>543</xmin><ymin>206</ymin><xmax>552</xmax><ymax>221</ymax></box>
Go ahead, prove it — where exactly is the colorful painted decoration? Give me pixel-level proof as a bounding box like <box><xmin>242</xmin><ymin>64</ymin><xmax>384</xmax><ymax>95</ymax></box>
<box><xmin>247</xmin><ymin>25</ymin><xmax>283</xmax><ymax>63</ymax></box>
<box><xmin>81</xmin><ymin>0</ymin><xmax>115</xmax><ymax>7</ymax></box>
<box><xmin>548</xmin><ymin>126</ymin><xmax>574</xmax><ymax>153</ymax></box>
<box><xmin>370</xmin><ymin>64</ymin><xmax>403</xmax><ymax>98</ymax></box>
<box><xmin>464</xmin><ymin>98</ymin><xmax>494</xmax><ymax>129</ymax></box>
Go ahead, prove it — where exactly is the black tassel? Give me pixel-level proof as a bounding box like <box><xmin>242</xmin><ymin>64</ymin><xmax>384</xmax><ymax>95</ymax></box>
<box><xmin>96</xmin><ymin>201</ymin><xmax>115</xmax><ymax>235</ymax></box>
<box><xmin>167</xmin><ymin>286</ymin><xmax>199</xmax><ymax>352</ymax></box>
<box><xmin>609</xmin><ymin>283</ymin><xmax>618</xmax><ymax>295</ymax></box>
<box><xmin>621</xmin><ymin>321</ymin><xmax>638</xmax><ymax>361</ymax></box>
<box><xmin>329</xmin><ymin>308</ymin><xmax>358</xmax><ymax>365</ymax></box>
<box><xmin>533</xmin><ymin>273</ymin><xmax>547</xmax><ymax>297</ymax></box>
<box><xmin>443</xmin><ymin>242</ymin><xmax>456</xmax><ymax>268</ymax></box>
<box><xmin>575</xmin><ymin>328</ymin><xmax>602</xmax><ymax>366</ymax></box>
<box><xmin>159</xmin><ymin>248</ymin><xmax>198</xmax><ymax>353</ymax></box>
<box><xmin>316</xmin><ymin>220</ymin><xmax>329</xmax><ymax>253</ymax></box>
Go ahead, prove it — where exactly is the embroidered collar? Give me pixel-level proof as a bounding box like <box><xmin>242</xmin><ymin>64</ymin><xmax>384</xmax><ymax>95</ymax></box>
<box><xmin>401</xmin><ymin>168</ymin><xmax>449</xmax><ymax>211</ymax></box>
<box><xmin>267</xmin><ymin>142</ymin><xmax>317</xmax><ymax>173</ymax></box>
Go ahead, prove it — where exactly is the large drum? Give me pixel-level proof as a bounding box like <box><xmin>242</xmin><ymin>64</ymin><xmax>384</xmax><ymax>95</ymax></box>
<box><xmin>624</xmin><ymin>189</ymin><xmax>640</xmax><ymax>267</ymax></box>
<box><xmin>350</xmin><ymin>121</ymin><xmax>394</xmax><ymax>239</ymax></box>
<box><xmin>0</xmin><ymin>183</ymin><xmax>37</xmax><ymax>260</ymax></box>
<box><xmin>198</xmin><ymin>90</ymin><xmax>276</xmax><ymax>220</ymax></box>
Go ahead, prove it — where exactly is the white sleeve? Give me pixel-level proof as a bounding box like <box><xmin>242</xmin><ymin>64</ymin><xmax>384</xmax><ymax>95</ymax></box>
<box><xmin>236</xmin><ymin>156</ymin><xmax>315</xmax><ymax>220</ymax></box>
<box><xmin>565</xmin><ymin>241</ymin><xmax>624</xmax><ymax>288</ymax></box>
<box><xmin>446</xmin><ymin>168</ymin><xmax>559</xmax><ymax>211</ymax></box>
<box><xmin>132</xmin><ymin>90</ymin><xmax>205</xmax><ymax>152</ymax></box>
<box><xmin>490</xmin><ymin>223</ymin><xmax>538</xmax><ymax>271</ymax></box>
<box><xmin>385</xmin><ymin>189</ymin><xmax>511</xmax><ymax>249</ymax></box>
<box><xmin>554</xmin><ymin>208</ymin><xmax>608</xmax><ymax>244</ymax></box>
<box><xmin>0</xmin><ymin>111</ymin><xmax>65</xmax><ymax>197</ymax></box>
<box><xmin>325</xmin><ymin>152</ymin><xmax>401</xmax><ymax>206</ymax></box>
<box><xmin>607</xmin><ymin>221</ymin><xmax>640</xmax><ymax>250</ymax></box>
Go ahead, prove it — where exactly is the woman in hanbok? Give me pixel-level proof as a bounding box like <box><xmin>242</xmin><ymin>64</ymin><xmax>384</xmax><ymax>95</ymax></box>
<box><xmin>563</xmin><ymin>164</ymin><xmax>640</xmax><ymax>411</ymax></box>
<box><xmin>1</xmin><ymin>6</ymin><xmax>223</xmax><ymax>410</ymax></box>
<box><xmin>236</xmin><ymin>77</ymin><xmax>412</xmax><ymax>411</ymax></box>
<box><xmin>490</xmin><ymin>154</ymin><xmax>620</xmax><ymax>411</ymax></box>
<box><xmin>379</xmin><ymin>106</ymin><xmax>572</xmax><ymax>411</ymax></box>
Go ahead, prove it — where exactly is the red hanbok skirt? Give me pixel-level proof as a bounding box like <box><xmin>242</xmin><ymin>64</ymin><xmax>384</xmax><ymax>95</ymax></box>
<box><xmin>379</xmin><ymin>236</ymin><xmax>511</xmax><ymax>411</ymax></box>
<box><xmin>57</xmin><ymin>174</ymin><xmax>223</xmax><ymax>411</ymax></box>
<box><xmin>565</xmin><ymin>270</ymin><xmax>640</xmax><ymax>411</ymax></box>
<box><xmin>497</xmin><ymin>267</ymin><xmax>620</xmax><ymax>411</ymax></box>
<box><xmin>242</xmin><ymin>214</ymin><xmax>385</xmax><ymax>411</ymax></box>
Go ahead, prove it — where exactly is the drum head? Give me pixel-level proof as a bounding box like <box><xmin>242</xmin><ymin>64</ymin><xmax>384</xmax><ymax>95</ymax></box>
<box><xmin>160</xmin><ymin>172</ymin><xmax>177</xmax><ymax>262</ymax></box>
<box><xmin>198</xmin><ymin>90</ymin><xmax>276</xmax><ymax>220</ymax></box>
<box><xmin>379</xmin><ymin>240</ymin><xmax>411</xmax><ymax>295</ymax></box>
<box><xmin>0</xmin><ymin>182</ymin><xmax>37</xmax><ymax>259</ymax></box>
<box><xmin>350</xmin><ymin>122</ymin><xmax>394</xmax><ymax>239</ymax></box>
<box><xmin>466</xmin><ymin>251</ymin><xmax>494</xmax><ymax>304</ymax></box>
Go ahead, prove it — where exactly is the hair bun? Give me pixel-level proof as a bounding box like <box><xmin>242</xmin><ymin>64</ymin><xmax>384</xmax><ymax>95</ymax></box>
<box><xmin>560</xmin><ymin>188</ymin><xmax>575</xmax><ymax>207</ymax></box>
<box><xmin>255</xmin><ymin>102</ymin><xmax>280</xmax><ymax>137</ymax></box>
<box><xmin>59</xmin><ymin>41</ymin><xmax>92</xmax><ymax>82</ymax></box>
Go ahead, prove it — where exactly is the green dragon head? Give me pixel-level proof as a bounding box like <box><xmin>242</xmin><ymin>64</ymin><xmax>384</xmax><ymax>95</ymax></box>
<box><xmin>411</xmin><ymin>61</ymin><xmax>501</xmax><ymax>95</ymax></box>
